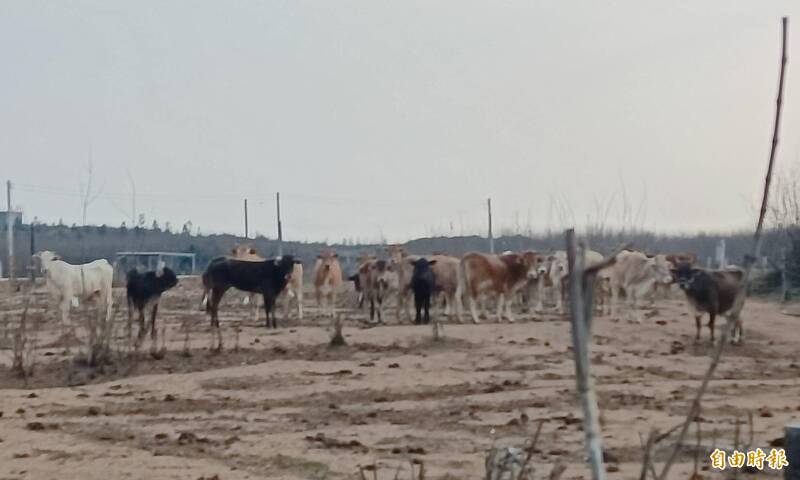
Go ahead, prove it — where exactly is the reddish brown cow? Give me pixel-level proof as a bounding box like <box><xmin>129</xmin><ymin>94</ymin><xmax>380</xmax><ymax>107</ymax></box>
<box><xmin>455</xmin><ymin>251</ymin><xmax>539</xmax><ymax>323</ymax></box>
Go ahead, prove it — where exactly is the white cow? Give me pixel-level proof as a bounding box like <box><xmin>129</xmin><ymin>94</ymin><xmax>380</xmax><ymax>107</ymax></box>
<box><xmin>598</xmin><ymin>250</ymin><xmax>673</xmax><ymax>320</ymax></box>
<box><xmin>546</xmin><ymin>249</ymin><xmax>604</xmax><ymax>313</ymax></box>
<box><xmin>34</xmin><ymin>250</ymin><xmax>114</xmax><ymax>330</ymax></box>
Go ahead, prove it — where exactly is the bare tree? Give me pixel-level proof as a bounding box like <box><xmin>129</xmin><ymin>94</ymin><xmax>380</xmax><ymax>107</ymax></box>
<box><xmin>79</xmin><ymin>157</ymin><xmax>104</xmax><ymax>226</ymax></box>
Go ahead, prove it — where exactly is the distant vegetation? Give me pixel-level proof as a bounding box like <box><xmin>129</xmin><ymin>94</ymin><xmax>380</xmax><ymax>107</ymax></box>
<box><xmin>1</xmin><ymin>220</ymin><xmax>793</xmax><ymax>284</ymax></box>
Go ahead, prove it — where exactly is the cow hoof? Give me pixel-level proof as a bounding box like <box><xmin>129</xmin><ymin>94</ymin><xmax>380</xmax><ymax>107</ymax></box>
<box><xmin>150</xmin><ymin>350</ymin><xmax>165</xmax><ymax>360</ymax></box>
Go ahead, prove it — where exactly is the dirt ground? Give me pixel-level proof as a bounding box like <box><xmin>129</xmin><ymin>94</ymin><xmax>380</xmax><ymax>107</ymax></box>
<box><xmin>0</xmin><ymin>277</ymin><xmax>798</xmax><ymax>480</ymax></box>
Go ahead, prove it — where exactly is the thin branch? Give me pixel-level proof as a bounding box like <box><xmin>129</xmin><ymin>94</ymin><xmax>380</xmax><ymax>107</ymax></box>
<box><xmin>657</xmin><ymin>16</ymin><xmax>788</xmax><ymax>480</ymax></box>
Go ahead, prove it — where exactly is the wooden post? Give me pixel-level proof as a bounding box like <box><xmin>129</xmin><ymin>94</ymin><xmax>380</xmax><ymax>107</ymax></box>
<box><xmin>276</xmin><ymin>192</ymin><xmax>283</xmax><ymax>257</ymax></box>
<box><xmin>658</xmin><ymin>16</ymin><xmax>789</xmax><ymax>480</ymax></box>
<box><xmin>243</xmin><ymin>198</ymin><xmax>249</xmax><ymax>239</ymax></box>
<box><xmin>487</xmin><ymin>198</ymin><xmax>494</xmax><ymax>254</ymax></box>
<box><xmin>6</xmin><ymin>180</ymin><xmax>15</xmax><ymax>291</ymax></box>
<box><xmin>565</xmin><ymin>229</ymin><xmax>606</xmax><ymax>480</ymax></box>
<box><xmin>785</xmin><ymin>422</ymin><xmax>800</xmax><ymax>479</ymax></box>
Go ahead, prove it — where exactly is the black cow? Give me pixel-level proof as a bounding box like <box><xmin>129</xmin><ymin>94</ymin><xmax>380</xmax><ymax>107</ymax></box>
<box><xmin>126</xmin><ymin>267</ymin><xmax>179</xmax><ymax>357</ymax></box>
<box><xmin>671</xmin><ymin>263</ymin><xmax>746</xmax><ymax>344</ymax></box>
<box><xmin>410</xmin><ymin>258</ymin><xmax>437</xmax><ymax>325</ymax></box>
<box><xmin>202</xmin><ymin>255</ymin><xmax>299</xmax><ymax>350</ymax></box>
<box><xmin>347</xmin><ymin>272</ymin><xmax>364</xmax><ymax>308</ymax></box>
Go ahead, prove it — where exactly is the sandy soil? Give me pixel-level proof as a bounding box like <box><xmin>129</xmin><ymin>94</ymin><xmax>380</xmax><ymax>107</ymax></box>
<box><xmin>0</xmin><ymin>278</ymin><xmax>798</xmax><ymax>479</ymax></box>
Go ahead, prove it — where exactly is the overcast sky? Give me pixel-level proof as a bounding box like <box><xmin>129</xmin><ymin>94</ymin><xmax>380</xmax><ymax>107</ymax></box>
<box><xmin>2</xmin><ymin>1</ymin><xmax>799</xmax><ymax>243</ymax></box>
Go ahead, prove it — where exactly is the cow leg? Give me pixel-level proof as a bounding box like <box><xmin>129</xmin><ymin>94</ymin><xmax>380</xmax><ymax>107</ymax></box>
<box><xmin>467</xmin><ymin>294</ymin><xmax>481</xmax><ymax>324</ymax></box>
<box><xmin>250</xmin><ymin>293</ymin><xmax>259</xmax><ymax>323</ymax></box>
<box><xmin>150</xmin><ymin>303</ymin><xmax>161</xmax><ymax>358</ymax></box>
<box><xmin>535</xmin><ymin>277</ymin><xmax>545</xmax><ymax>313</ymax></box>
<box><xmin>404</xmin><ymin>290</ymin><xmax>412</xmax><ymax>321</ymax></box>
<box><xmin>210</xmin><ymin>287</ymin><xmax>227</xmax><ymax>352</ymax></box>
<box><xmin>609</xmin><ymin>285</ymin><xmax>618</xmax><ymax>316</ymax></box>
<box><xmin>694</xmin><ymin>314</ymin><xmax>702</xmax><ymax>343</ymax></box>
<box><xmin>281</xmin><ymin>290</ymin><xmax>293</xmax><ymax>321</ymax></box>
<box><xmin>126</xmin><ymin>297</ymin><xmax>134</xmax><ymax>345</ymax></box>
<box><xmin>506</xmin><ymin>293</ymin><xmax>516</xmax><ymax>323</ymax></box>
<box><xmin>414</xmin><ymin>294</ymin><xmax>422</xmax><ymax>325</ymax></box>
<box><xmin>730</xmin><ymin>314</ymin><xmax>744</xmax><ymax>345</ymax></box>
<box><xmin>60</xmin><ymin>298</ymin><xmax>71</xmax><ymax>334</ymax></box>
<box><xmin>495</xmin><ymin>293</ymin><xmax>505</xmax><ymax>323</ymax></box>
<box><xmin>135</xmin><ymin>307</ymin><xmax>146</xmax><ymax>349</ymax></box>
<box><xmin>708</xmin><ymin>312</ymin><xmax>716</xmax><ymax>343</ymax></box>
<box><xmin>263</xmin><ymin>294</ymin><xmax>276</xmax><ymax>329</ymax></box>
<box><xmin>553</xmin><ymin>283</ymin><xmax>562</xmax><ymax>313</ymax></box>
<box><xmin>424</xmin><ymin>293</ymin><xmax>431</xmax><ymax>324</ymax></box>
<box><xmin>297</xmin><ymin>287</ymin><xmax>304</xmax><ymax>321</ymax></box>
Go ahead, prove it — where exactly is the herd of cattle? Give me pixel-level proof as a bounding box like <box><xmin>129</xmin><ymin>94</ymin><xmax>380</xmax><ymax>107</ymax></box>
<box><xmin>27</xmin><ymin>243</ymin><xmax>748</xmax><ymax>354</ymax></box>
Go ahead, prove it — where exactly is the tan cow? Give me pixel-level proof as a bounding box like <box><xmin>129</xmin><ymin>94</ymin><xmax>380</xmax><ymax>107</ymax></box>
<box><xmin>229</xmin><ymin>245</ymin><xmax>303</xmax><ymax>321</ymax></box>
<box><xmin>598</xmin><ymin>250</ymin><xmax>673</xmax><ymax>320</ymax></box>
<box><xmin>385</xmin><ymin>245</ymin><xmax>415</xmax><ymax>321</ymax></box>
<box><xmin>386</xmin><ymin>245</ymin><xmax>461</xmax><ymax>321</ymax></box>
<box><xmin>313</xmin><ymin>250</ymin><xmax>343</xmax><ymax>317</ymax></box>
<box><xmin>455</xmin><ymin>251</ymin><xmax>539</xmax><ymax>323</ymax></box>
<box><xmin>429</xmin><ymin>254</ymin><xmax>460</xmax><ymax>317</ymax></box>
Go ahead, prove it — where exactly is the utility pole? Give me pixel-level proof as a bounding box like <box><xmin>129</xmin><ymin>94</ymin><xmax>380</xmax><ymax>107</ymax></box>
<box><xmin>29</xmin><ymin>221</ymin><xmax>35</xmax><ymax>281</ymax></box>
<box><xmin>276</xmin><ymin>192</ymin><xmax>283</xmax><ymax>256</ymax></box>
<box><xmin>6</xmin><ymin>180</ymin><xmax>15</xmax><ymax>290</ymax></box>
<box><xmin>243</xmin><ymin>199</ymin><xmax>249</xmax><ymax>239</ymax></box>
<box><xmin>487</xmin><ymin>197</ymin><xmax>494</xmax><ymax>254</ymax></box>
<box><xmin>127</xmin><ymin>170</ymin><xmax>136</xmax><ymax>227</ymax></box>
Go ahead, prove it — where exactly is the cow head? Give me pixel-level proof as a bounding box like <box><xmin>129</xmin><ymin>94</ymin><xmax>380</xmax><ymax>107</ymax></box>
<box><xmin>275</xmin><ymin>255</ymin><xmax>298</xmax><ymax>282</ymax></box>
<box><xmin>159</xmin><ymin>267</ymin><xmax>179</xmax><ymax>290</ymax></box>
<box><xmin>316</xmin><ymin>251</ymin><xmax>338</xmax><ymax>272</ymax></box>
<box><xmin>373</xmin><ymin>260</ymin><xmax>399</xmax><ymax>296</ymax></box>
<box><xmin>33</xmin><ymin>251</ymin><xmax>60</xmax><ymax>272</ymax></box>
<box><xmin>519</xmin><ymin>251</ymin><xmax>542</xmax><ymax>280</ymax></box>
<box><xmin>231</xmin><ymin>244</ymin><xmax>263</xmax><ymax>261</ymax></box>
<box><xmin>548</xmin><ymin>254</ymin><xmax>568</xmax><ymax>278</ymax></box>
<box><xmin>670</xmin><ymin>263</ymin><xmax>703</xmax><ymax>291</ymax></box>
<box><xmin>385</xmin><ymin>245</ymin><xmax>407</xmax><ymax>263</ymax></box>
<box><xmin>652</xmin><ymin>255</ymin><xmax>674</xmax><ymax>284</ymax></box>
<box><xmin>410</xmin><ymin>257</ymin><xmax>437</xmax><ymax>275</ymax></box>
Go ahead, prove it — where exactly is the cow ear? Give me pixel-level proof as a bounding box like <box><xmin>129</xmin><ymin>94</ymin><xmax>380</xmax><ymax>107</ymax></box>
<box><xmin>316</xmin><ymin>254</ymin><xmax>322</xmax><ymax>259</ymax></box>
<box><xmin>429</xmin><ymin>260</ymin><xmax>437</xmax><ymax>265</ymax></box>
<box><xmin>249</xmin><ymin>248</ymin><xmax>256</xmax><ymax>254</ymax></box>
<box><xmin>333</xmin><ymin>253</ymin><xmax>338</xmax><ymax>258</ymax></box>
<box><xmin>690</xmin><ymin>267</ymin><xmax>703</xmax><ymax>276</ymax></box>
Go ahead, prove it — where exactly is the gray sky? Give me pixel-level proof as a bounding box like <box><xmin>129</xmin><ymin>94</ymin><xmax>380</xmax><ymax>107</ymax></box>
<box><xmin>2</xmin><ymin>1</ymin><xmax>799</xmax><ymax>243</ymax></box>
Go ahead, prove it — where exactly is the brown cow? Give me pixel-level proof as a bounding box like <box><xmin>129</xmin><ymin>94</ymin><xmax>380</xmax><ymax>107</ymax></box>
<box><xmin>361</xmin><ymin>259</ymin><xmax>399</xmax><ymax>323</ymax></box>
<box><xmin>671</xmin><ymin>263</ymin><xmax>746</xmax><ymax>343</ymax></box>
<box><xmin>313</xmin><ymin>250</ymin><xmax>343</xmax><ymax>317</ymax></box>
<box><xmin>229</xmin><ymin>245</ymin><xmax>303</xmax><ymax>321</ymax></box>
<box><xmin>455</xmin><ymin>251</ymin><xmax>539</xmax><ymax>323</ymax></box>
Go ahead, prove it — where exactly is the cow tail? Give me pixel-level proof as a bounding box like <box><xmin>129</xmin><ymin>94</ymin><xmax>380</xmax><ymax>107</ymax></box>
<box><xmin>201</xmin><ymin>291</ymin><xmax>209</xmax><ymax>312</ymax></box>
